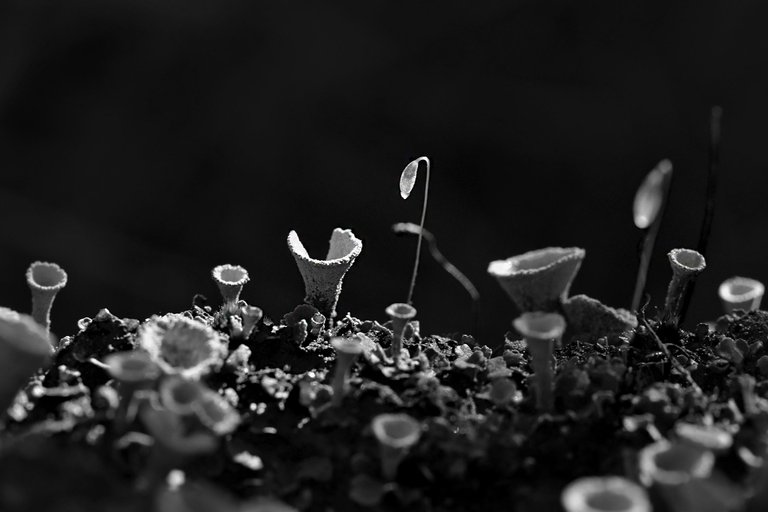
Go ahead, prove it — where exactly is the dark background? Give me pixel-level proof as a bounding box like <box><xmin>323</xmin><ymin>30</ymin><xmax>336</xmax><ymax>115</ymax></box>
<box><xmin>1</xmin><ymin>1</ymin><xmax>767</xmax><ymax>345</ymax></box>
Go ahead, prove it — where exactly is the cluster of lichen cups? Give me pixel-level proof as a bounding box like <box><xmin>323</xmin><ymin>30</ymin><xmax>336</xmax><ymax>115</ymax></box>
<box><xmin>3</xmin><ymin>221</ymin><xmax>768</xmax><ymax>512</ymax></box>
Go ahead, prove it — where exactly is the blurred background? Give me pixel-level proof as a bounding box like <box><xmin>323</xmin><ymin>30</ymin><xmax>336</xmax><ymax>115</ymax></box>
<box><xmin>1</xmin><ymin>0</ymin><xmax>767</xmax><ymax>345</ymax></box>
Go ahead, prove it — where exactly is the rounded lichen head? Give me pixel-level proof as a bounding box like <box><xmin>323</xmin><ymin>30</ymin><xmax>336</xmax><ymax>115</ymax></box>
<box><xmin>488</xmin><ymin>247</ymin><xmax>585</xmax><ymax>312</ymax></box>
<box><xmin>371</xmin><ymin>413</ymin><xmax>421</xmax><ymax>450</ymax></box>
<box><xmin>718</xmin><ymin>276</ymin><xmax>764</xmax><ymax>314</ymax></box>
<box><xmin>138</xmin><ymin>314</ymin><xmax>226</xmax><ymax>379</ymax></box>
<box><xmin>287</xmin><ymin>228</ymin><xmax>363</xmax><ymax>318</ymax></box>
<box><xmin>638</xmin><ymin>439</ymin><xmax>714</xmax><ymax>486</ymax></box>
<box><xmin>371</xmin><ymin>413</ymin><xmax>422</xmax><ymax>480</ymax></box>
<box><xmin>562</xmin><ymin>476</ymin><xmax>651</xmax><ymax>512</ymax></box>
<box><xmin>104</xmin><ymin>351</ymin><xmax>161</xmax><ymax>385</ymax></box>
<box><xmin>195</xmin><ymin>388</ymin><xmax>240</xmax><ymax>435</ymax></box>
<box><xmin>674</xmin><ymin>422</ymin><xmax>732</xmax><ymax>454</ymax></box>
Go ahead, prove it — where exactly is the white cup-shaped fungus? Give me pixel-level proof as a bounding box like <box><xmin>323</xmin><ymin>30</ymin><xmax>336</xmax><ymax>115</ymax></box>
<box><xmin>718</xmin><ymin>276</ymin><xmax>764</xmax><ymax>314</ymax></box>
<box><xmin>513</xmin><ymin>311</ymin><xmax>566</xmax><ymax>412</ymax></box>
<box><xmin>0</xmin><ymin>307</ymin><xmax>54</xmax><ymax>413</ymax></box>
<box><xmin>26</xmin><ymin>261</ymin><xmax>68</xmax><ymax>333</ymax></box>
<box><xmin>674</xmin><ymin>422</ymin><xmax>732</xmax><ymax>454</ymax></box>
<box><xmin>385</xmin><ymin>303</ymin><xmax>417</xmax><ymax>365</ymax></box>
<box><xmin>330</xmin><ymin>336</ymin><xmax>364</xmax><ymax>406</ymax></box>
<box><xmin>195</xmin><ymin>388</ymin><xmax>240</xmax><ymax>436</ymax></box>
<box><xmin>138</xmin><ymin>314</ymin><xmax>226</xmax><ymax>379</ymax></box>
<box><xmin>212</xmin><ymin>264</ymin><xmax>250</xmax><ymax>305</ymax></box>
<box><xmin>241</xmin><ymin>305</ymin><xmax>263</xmax><ymax>339</ymax></box>
<box><xmin>639</xmin><ymin>439</ymin><xmax>714</xmax><ymax>487</ymax></box>
<box><xmin>371</xmin><ymin>413</ymin><xmax>422</xmax><ymax>480</ymax></box>
<box><xmin>105</xmin><ymin>351</ymin><xmax>162</xmax><ymax>429</ymax></box>
<box><xmin>562</xmin><ymin>476</ymin><xmax>651</xmax><ymax>512</ymax></box>
<box><xmin>488</xmin><ymin>247</ymin><xmax>585</xmax><ymax>312</ymax></box>
<box><xmin>664</xmin><ymin>249</ymin><xmax>706</xmax><ymax>325</ymax></box>
<box><xmin>287</xmin><ymin>228</ymin><xmax>363</xmax><ymax>318</ymax></box>
<box><xmin>138</xmin><ymin>399</ymin><xmax>219</xmax><ymax>491</ymax></box>
<box><xmin>160</xmin><ymin>376</ymin><xmax>207</xmax><ymax>416</ymax></box>
<box><xmin>105</xmin><ymin>351</ymin><xmax>161</xmax><ymax>385</ymax></box>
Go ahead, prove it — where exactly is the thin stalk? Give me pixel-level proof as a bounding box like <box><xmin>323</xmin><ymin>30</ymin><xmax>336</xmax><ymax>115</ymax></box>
<box><xmin>679</xmin><ymin>106</ymin><xmax>722</xmax><ymax>324</ymax></box>
<box><xmin>393</xmin><ymin>222</ymin><xmax>480</xmax><ymax>337</ymax></box>
<box><xmin>631</xmin><ymin>163</ymin><xmax>673</xmax><ymax>312</ymax></box>
<box><xmin>406</xmin><ymin>157</ymin><xmax>430</xmax><ymax>305</ymax></box>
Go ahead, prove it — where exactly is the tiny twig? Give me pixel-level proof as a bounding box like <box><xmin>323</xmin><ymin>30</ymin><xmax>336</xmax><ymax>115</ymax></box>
<box><xmin>393</xmin><ymin>222</ymin><xmax>480</xmax><ymax>337</ymax></box>
<box><xmin>640</xmin><ymin>318</ymin><xmax>701</xmax><ymax>393</ymax></box>
<box><xmin>679</xmin><ymin>106</ymin><xmax>722</xmax><ymax>324</ymax></box>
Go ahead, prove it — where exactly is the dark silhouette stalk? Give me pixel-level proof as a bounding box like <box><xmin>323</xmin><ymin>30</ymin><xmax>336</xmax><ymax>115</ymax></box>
<box><xmin>679</xmin><ymin>106</ymin><xmax>722</xmax><ymax>325</ymax></box>
<box><xmin>393</xmin><ymin>222</ymin><xmax>480</xmax><ymax>337</ymax></box>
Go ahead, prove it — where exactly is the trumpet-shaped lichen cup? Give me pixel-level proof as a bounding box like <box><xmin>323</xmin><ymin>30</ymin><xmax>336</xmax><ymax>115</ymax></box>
<box><xmin>138</xmin><ymin>314</ymin><xmax>226</xmax><ymax>379</ymax></box>
<box><xmin>664</xmin><ymin>248</ymin><xmax>706</xmax><ymax>325</ymax></box>
<box><xmin>385</xmin><ymin>303</ymin><xmax>417</xmax><ymax>365</ymax></box>
<box><xmin>488</xmin><ymin>247</ymin><xmax>585</xmax><ymax>312</ymax></box>
<box><xmin>211</xmin><ymin>264</ymin><xmax>250</xmax><ymax>305</ymax></box>
<box><xmin>639</xmin><ymin>439</ymin><xmax>718</xmax><ymax>512</ymax></box>
<box><xmin>718</xmin><ymin>276</ymin><xmax>764</xmax><ymax>314</ymax></box>
<box><xmin>513</xmin><ymin>311</ymin><xmax>566</xmax><ymax>412</ymax></box>
<box><xmin>287</xmin><ymin>228</ymin><xmax>362</xmax><ymax>319</ymax></box>
<box><xmin>371</xmin><ymin>413</ymin><xmax>421</xmax><ymax>480</ymax></box>
<box><xmin>26</xmin><ymin>261</ymin><xmax>68</xmax><ymax>334</ymax></box>
<box><xmin>330</xmin><ymin>336</ymin><xmax>364</xmax><ymax>406</ymax></box>
<box><xmin>561</xmin><ymin>476</ymin><xmax>651</xmax><ymax>512</ymax></box>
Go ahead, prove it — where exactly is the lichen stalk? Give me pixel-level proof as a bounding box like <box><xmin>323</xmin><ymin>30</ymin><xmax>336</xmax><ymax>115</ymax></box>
<box><xmin>330</xmin><ymin>337</ymin><xmax>363</xmax><ymax>406</ymax></box>
<box><xmin>386</xmin><ymin>303</ymin><xmax>416</xmax><ymax>365</ymax></box>
<box><xmin>26</xmin><ymin>261</ymin><xmax>68</xmax><ymax>335</ymax></box>
<box><xmin>663</xmin><ymin>248</ymin><xmax>706</xmax><ymax>327</ymax></box>
<box><xmin>513</xmin><ymin>311</ymin><xmax>566</xmax><ymax>413</ymax></box>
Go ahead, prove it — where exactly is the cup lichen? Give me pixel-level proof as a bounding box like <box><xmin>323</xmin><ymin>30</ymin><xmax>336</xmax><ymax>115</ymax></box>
<box><xmin>287</xmin><ymin>228</ymin><xmax>362</xmax><ymax>319</ymax></box>
<box><xmin>664</xmin><ymin>248</ymin><xmax>706</xmax><ymax>326</ymax></box>
<box><xmin>26</xmin><ymin>261</ymin><xmax>68</xmax><ymax>334</ymax></box>
<box><xmin>718</xmin><ymin>276</ymin><xmax>764</xmax><ymax>314</ymax></box>
<box><xmin>385</xmin><ymin>302</ymin><xmax>417</xmax><ymax>365</ymax></box>
<box><xmin>561</xmin><ymin>476</ymin><xmax>651</xmax><ymax>512</ymax></box>
<box><xmin>371</xmin><ymin>412</ymin><xmax>422</xmax><ymax>480</ymax></box>
<box><xmin>513</xmin><ymin>311</ymin><xmax>566</xmax><ymax>412</ymax></box>
<box><xmin>488</xmin><ymin>247</ymin><xmax>585</xmax><ymax>312</ymax></box>
<box><xmin>138</xmin><ymin>314</ymin><xmax>226</xmax><ymax>379</ymax></box>
<box><xmin>212</xmin><ymin>264</ymin><xmax>250</xmax><ymax>305</ymax></box>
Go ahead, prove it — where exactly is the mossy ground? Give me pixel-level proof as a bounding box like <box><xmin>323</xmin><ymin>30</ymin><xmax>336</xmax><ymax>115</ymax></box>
<box><xmin>1</xmin><ymin>302</ymin><xmax>768</xmax><ymax>512</ymax></box>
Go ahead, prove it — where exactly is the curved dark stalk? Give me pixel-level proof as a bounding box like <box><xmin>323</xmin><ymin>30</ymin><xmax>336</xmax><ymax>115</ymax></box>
<box><xmin>679</xmin><ymin>106</ymin><xmax>722</xmax><ymax>324</ymax></box>
<box><xmin>393</xmin><ymin>222</ymin><xmax>480</xmax><ymax>337</ymax></box>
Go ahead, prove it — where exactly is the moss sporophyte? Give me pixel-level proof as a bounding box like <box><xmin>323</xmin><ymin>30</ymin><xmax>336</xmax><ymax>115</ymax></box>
<box><xmin>8</xmin><ymin>122</ymin><xmax>768</xmax><ymax>511</ymax></box>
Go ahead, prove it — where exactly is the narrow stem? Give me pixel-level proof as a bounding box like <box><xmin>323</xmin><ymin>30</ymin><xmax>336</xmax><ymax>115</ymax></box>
<box><xmin>664</xmin><ymin>273</ymin><xmax>689</xmax><ymax>325</ymax></box>
<box><xmin>331</xmin><ymin>360</ymin><xmax>352</xmax><ymax>406</ymax></box>
<box><xmin>527</xmin><ymin>340</ymin><xmax>554</xmax><ymax>412</ymax></box>
<box><xmin>406</xmin><ymin>157</ymin><xmax>430</xmax><ymax>305</ymax></box>
<box><xmin>680</xmin><ymin>106</ymin><xmax>722</xmax><ymax>325</ymax></box>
